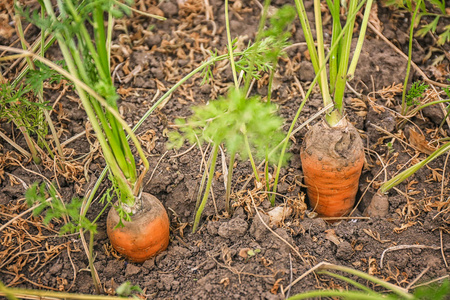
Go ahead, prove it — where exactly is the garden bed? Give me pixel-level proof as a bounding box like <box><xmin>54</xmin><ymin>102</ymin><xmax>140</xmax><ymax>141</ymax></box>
<box><xmin>1</xmin><ymin>0</ymin><xmax>449</xmax><ymax>299</ymax></box>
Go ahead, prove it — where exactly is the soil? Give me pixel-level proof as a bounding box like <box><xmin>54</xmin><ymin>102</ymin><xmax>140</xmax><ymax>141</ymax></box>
<box><xmin>1</xmin><ymin>0</ymin><xmax>450</xmax><ymax>299</ymax></box>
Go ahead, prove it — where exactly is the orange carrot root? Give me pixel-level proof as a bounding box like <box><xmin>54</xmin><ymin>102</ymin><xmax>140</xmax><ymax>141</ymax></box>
<box><xmin>107</xmin><ymin>193</ymin><xmax>170</xmax><ymax>263</ymax></box>
<box><xmin>300</xmin><ymin>119</ymin><xmax>364</xmax><ymax>218</ymax></box>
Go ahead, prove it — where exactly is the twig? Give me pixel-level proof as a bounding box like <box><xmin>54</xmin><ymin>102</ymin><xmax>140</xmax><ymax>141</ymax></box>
<box><xmin>282</xmin><ymin>262</ymin><xmax>328</xmax><ymax>294</ymax></box>
<box><xmin>440</xmin><ymin>151</ymin><xmax>450</xmax><ymax>202</ymax></box>
<box><xmin>145</xmin><ymin>151</ymin><xmax>168</xmax><ymax>187</ymax></box>
<box><xmin>410</xmin><ymin>274</ymin><xmax>450</xmax><ymax>289</ymax></box>
<box><xmin>60</xmin><ymin>129</ymin><xmax>90</xmax><ymax>147</ymax></box>
<box><xmin>0</xmin><ymin>130</ymin><xmax>31</xmax><ymax>158</ymax></box>
<box><xmin>380</xmin><ymin>245</ymin><xmax>441</xmax><ymax>269</ymax></box>
<box><xmin>440</xmin><ymin>229</ymin><xmax>448</xmax><ymax>268</ymax></box>
<box><xmin>321</xmin><ymin>216</ymin><xmax>370</xmax><ymax>220</ymax></box>
<box><xmin>66</xmin><ymin>245</ymin><xmax>77</xmax><ymax>292</ymax></box>
<box><xmin>286</xmin><ymin>253</ymin><xmax>293</xmax><ymax>299</ymax></box>
<box><xmin>406</xmin><ymin>266</ymin><xmax>430</xmax><ymax>290</ymax></box>
<box><xmin>170</xmin><ymin>144</ymin><xmax>196</xmax><ymax>158</ymax></box>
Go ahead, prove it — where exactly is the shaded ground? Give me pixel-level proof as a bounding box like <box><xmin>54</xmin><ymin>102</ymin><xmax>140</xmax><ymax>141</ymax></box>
<box><xmin>1</xmin><ymin>0</ymin><xmax>450</xmax><ymax>299</ymax></box>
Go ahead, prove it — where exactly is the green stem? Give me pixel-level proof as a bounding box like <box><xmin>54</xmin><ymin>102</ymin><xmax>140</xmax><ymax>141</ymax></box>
<box><xmin>333</xmin><ymin>0</ymin><xmax>358</xmax><ymax>116</ymax></box>
<box><xmin>225</xmin><ymin>0</ymin><xmax>239</xmax><ymax>89</ymax></box>
<box><xmin>320</xmin><ymin>264</ymin><xmax>413</xmax><ymax>299</ymax></box>
<box><xmin>314</xmin><ymin>0</ymin><xmax>332</xmax><ymax>110</ymax></box>
<box><xmin>381</xmin><ymin>142</ymin><xmax>450</xmax><ymax>193</ymax></box>
<box><xmin>264</xmin><ymin>146</ymin><xmax>270</xmax><ymax>192</ymax></box>
<box><xmin>42</xmin><ymin>0</ymin><xmax>135</xmax><ymax>204</ymax></box>
<box><xmin>193</xmin><ymin>144</ymin><xmax>219</xmax><ymax>233</ymax></box>
<box><xmin>0</xmin><ymin>281</ymin><xmax>18</xmax><ymax>300</ymax></box>
<box><xmin>318</xmin><ymin>270</ymin><xmax>377</xmax><ymax>295</ymax></box>
<box><xmin>0</xmin><ymin>284</ymin><xmax>131</xmax><ymax>300</ymax></box>
<box><xmin>287</xmin><ymin>290</ymin><xmax>399</xmax><ymax>300</ymax></box>
<box><xmin>409</xmin><ymin>99</ymin><xmax>449</xmax><ymax>115</ymax></box>
<box><xmin>226</xmin><ymin>151</ymin><xmax>236</xmax><ymax>214</ymax></box>
<box><xmin>244</xmin><ymin>132</ymin><xmax>260</xmax><ymax>182</ymax></box>
<box><xmin>266</xmin><ymin>58</ymin><xmax>277</xmax><ymax>104</ymax></box>
<box><xmin>347</xmin><ymin>0</ymin><xmax>374</xmax><ymax>80</ymax></box>
<box><xmin>293</xmin><ymin>0</ymin><xmax>322</xmax><ymax>91</ymax></box>
<box><xmin>327</xmin><ymin>0</ymin><xmax>341</xmax><ymax>94</ymax></box>
<box><xmin>88</xmin><ymin>230</ymin><xmax>100</xmax><ymax>294</ymax></box>
<box><xmin>401</xmin><ymin>0</ymin><xmax>422</xmax><ymax>115</ymax></box>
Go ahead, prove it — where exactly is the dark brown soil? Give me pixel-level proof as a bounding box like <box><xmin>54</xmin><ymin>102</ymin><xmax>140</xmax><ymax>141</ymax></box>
<box><xmin>1</xmin><ymin>0</ymin><xmax>450</xmax><ymax>299</ymax></box>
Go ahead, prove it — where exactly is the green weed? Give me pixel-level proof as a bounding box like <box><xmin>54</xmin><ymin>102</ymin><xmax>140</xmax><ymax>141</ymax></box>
<box><xmin>406</xmin><ymin>81</ymin><xmax>429</xmax><ymax>107</ymax></box>
<box><xmin>384</xmin><ymin>0</ymin><xmax>450</xmax><ymax>45</ymax></box>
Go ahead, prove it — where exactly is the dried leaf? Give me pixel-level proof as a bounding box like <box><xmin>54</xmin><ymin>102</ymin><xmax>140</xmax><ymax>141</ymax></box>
<box><xmin>408</xmin><ymin>128</ymin><xmax>436</xmax><ymax>155</ymax></box>
<box><xmin>0</xmin><ymin>14</ymin><xmax>14</xmax><ymax>39</ymax></box>
<box><xmin>325</xmin><ymin>229</ymin><xmax>341</xmax><ymax>246</ymax></box>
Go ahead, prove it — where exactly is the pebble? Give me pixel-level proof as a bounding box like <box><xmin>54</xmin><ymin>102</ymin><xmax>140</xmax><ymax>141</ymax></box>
<box><xmin>160</xmin><ymin>1</ymin><xmax>178</xmax><ymax>17</ymax></box>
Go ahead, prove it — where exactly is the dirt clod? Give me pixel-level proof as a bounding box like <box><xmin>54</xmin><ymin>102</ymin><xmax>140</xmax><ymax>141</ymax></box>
<box><xmin>125</xmin><ymin>263</ymin><xmax>141</xmax><ymax>276</ymax></box>
<box><xmin>250</xmin><ymin>213</ymin><xmax>271</xmax><ymax>241</ymax></box>
<box><xmin>336</xmin><ymin>241</ymin><xmax>353</xmax><ymax>261</ymax></box>
<box><xmin>364</xmin><ymin>192</ymin><xmax>389</xmax><ymax>218</ymax></box>
<box><xmin>218</xmin><ymin>217</ymin><xmax>248</xmax><ymax>239</ymax></box>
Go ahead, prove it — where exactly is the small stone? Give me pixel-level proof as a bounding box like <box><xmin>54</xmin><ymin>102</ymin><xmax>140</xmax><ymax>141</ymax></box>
<box><xmin>336</xmin><ymin>241</ymin><xmax>353</xmax><ymax>260</ymax></box>
<box><xmin>145</xmin><ymin>34</ymin><xmax>161</xmax><ymax>48</ymax></box>
<box><xmin>160</xmin><ymin>1</ymin><xmax>178</xmax><ymax>17</ymax></box>
<box><xmin>364</xmin><ymin>192</ymin><xmax>389</xmax><ymax>218</ymax></box>
<box><xmin>151</xmin><ymin>67</ymin><xmax>164</xmax><ymax>80</ymax></box>
<box><xmin>125</xmin><ymin>263</ymin><xmax>141</xmax><ymax>276</ymax></box>
<box><xmin>422</xmin><ymin>104</ymin><xmax>445</xmax><ymax>125</ymax></box>
<box><xmin>143</xmin><ymin>79</ymin><xmax>156</xmax><ymax>89</ymax></box>
<box><xmin>272</xmin><ymin>228</ymin><xmax>293</xmax><ymax>255</ymax></box>
<box><xmin>218</xmin><ymin>218</ymin><xmax>248</xmax><ymax>239</ymax></box>
<box><xmin>298</xmin><ymin>61</ymin><xmax>315</xmax><ymax>81</ymax></box>
<box><xmin>134</xmin><ymin>77</ymin><xmax>146</xmax><ymax>88</ymax></box>
<box><xmin>178</xmin><ymin>59</ymin><xmax>190</xmax><ymax>67</ymax></box>
<box><xmin>200</xmin><ymin>84</ymin><xmax>211</xmax><ymax>94</ymax></box>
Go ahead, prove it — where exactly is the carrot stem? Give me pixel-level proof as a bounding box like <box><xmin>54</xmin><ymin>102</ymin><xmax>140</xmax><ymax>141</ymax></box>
<box><xmin>314</xmin><ymin>0</ymin><xmax>332</xmax><ymax>111</ymax></box>
<box><xmin>243</xmin><ymin>130</ymin><xmax>260</xmax><ymax>182</ymax></box>
<box><xmin>226</xmin><ymin>150</ymin><xmax>236</xmax><ymax>214</ymax></box>
<box><xmin>225</xmin><ymin>0</ymin><xmax>239</xmax><ymax>89</ymax></box>
<box><xmin>88</xmin><ymin>230</ymin><xmax>100</xmax><ymax>294</ymax></box>
<box><xmin>193</xmin><ymin>144</ymin><xmax>219</xmax><ymax>233</ymax></box>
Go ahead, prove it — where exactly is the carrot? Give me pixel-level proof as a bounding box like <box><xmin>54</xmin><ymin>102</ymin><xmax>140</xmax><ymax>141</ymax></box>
<box><xmin>107</xmin><ymin>193</ymin><xmax>170</xmax><ymax>263</ymax></box>
<box><xmin>300</xmin><ymin>119</ymin><xmax>364</xmax><ymax>218</ymax></box>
